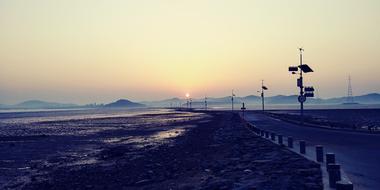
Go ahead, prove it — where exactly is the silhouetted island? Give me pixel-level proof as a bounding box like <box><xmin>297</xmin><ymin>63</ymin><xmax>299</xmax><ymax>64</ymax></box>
<box><xmin>104</xmin><ymin>99</ymin><xmax>146</xmax><ymax>108</ymax></box>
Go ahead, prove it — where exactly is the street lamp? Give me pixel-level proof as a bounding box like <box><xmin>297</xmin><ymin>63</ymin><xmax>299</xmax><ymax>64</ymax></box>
<box><xmin>186</xmin><ymin>93</ymin><xmax>190</xmax><ymax>109</ymax></box>
<box><xmin>231</xmin><ymin>90</ymin><xmax>236</xmax><ymax>112</ymax></box>
<box><xmin>288</xmin><ymin>48</ymin><xmax>315</xmax><ymax>122</ymax></box>
<box><xmin>260</xmin><ymin>80</ymin><xmax>268</xmax><ymax>112</ymax></box>
<box><xmin>204</xmin><ymin>96</ymin><xmax>208</xmax><ymax>110</ymax></box>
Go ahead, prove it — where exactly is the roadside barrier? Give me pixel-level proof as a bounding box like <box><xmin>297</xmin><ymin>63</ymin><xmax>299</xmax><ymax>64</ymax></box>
<box><xmin>316</xmin><ymin>146</ymin><xmax>324</xmax><ymax>162</ymax></box>
<box><xmin>299</xmin><ymin>140</ymin><xmax>306</xmax><ymax>154</ymax></box>
<box><xmin>278</xmin><ymin>134</ymin><xmax>283</xmax><ymax>145</ymax></box>
<box><xmin>240</xmin><ymin>114</ymin><xmax>354</xmax><ymax>190</ymax></box>
<box><xmin>270</xmin><ymin>132</ymin><xmax>276</xmax><ymax>141</ymax></box>
<box><xmin>287</xmin><ymin>137</ymin><xmax>293</xmax><ymax>148</ymax></box>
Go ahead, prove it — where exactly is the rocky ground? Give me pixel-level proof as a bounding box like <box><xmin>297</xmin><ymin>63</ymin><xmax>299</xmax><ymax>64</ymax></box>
<box><xmin>1</xmin><ymin>110</ymin><xmax>322</xmax><ymax>190</ymax></box>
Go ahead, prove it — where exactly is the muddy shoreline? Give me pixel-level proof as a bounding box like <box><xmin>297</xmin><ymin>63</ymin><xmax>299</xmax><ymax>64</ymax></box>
<box><xmin>1</xmin><ymin>110</ymin><xmax>322</xmax><ymax>189</ymax></box>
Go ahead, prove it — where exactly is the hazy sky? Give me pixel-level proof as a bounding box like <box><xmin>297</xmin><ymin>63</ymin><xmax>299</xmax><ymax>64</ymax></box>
<box><xmin>0</xmin><ymin>0</ymin><xmax>379</xmax><ymax>104</ymax></box>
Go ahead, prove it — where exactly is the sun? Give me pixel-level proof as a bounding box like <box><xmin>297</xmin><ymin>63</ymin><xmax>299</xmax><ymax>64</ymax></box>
<box><xmin>185</xmin><ymin>93</ymin><xmax>190</xmax><ymax>98</ymax></box>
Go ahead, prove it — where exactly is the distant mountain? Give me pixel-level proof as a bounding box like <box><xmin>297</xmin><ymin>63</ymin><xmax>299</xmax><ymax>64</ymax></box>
<box><xmin>266</xmin><ymin>95</ymin><xmax>298</xmax><ymax>104</ymax></box>
<box><xmin>105</xmin><ymin>99</ymin><xmax>145</xmax><ymax>108</ymax></box>
<box><xmin>143</xmin><ymin>93</ymin><xmax>380</xmax><ymax>107</ymax></box>
<box><xmin>141</xmin><ymin>97</ymin><xmax>185</xmax><ymax>107</ymax></box>
<box><xmin>354</xmin><ymin>93</ymin><xmax>380</xmax><ymax>103</ymax></box>
<box><xmin>242</xmin><ymin>95</ymin><xmax>261</xmax><ymax>102</ymax></box>
<box><xmin>324</xmin><ymin>93</ymin><xmax>380</xmax><ymax>104</ymax></box>
<box><xmin>14</xmin><ymin>100</ymin><xmax>78</xmax><ymax>109</ymax></box>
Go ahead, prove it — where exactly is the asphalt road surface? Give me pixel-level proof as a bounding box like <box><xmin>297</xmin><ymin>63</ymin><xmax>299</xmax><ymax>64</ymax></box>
<box><xmin>245</xmin><ymin>112</ymin><xmax>380</xmax><ymax>190</ymax></box>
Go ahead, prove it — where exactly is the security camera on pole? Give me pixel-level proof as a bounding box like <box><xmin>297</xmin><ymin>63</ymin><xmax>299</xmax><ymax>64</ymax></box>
<box><xmin>288</xmin><ymin>48</ymin><xmax>315</xmax><ymax>123</ymax></box>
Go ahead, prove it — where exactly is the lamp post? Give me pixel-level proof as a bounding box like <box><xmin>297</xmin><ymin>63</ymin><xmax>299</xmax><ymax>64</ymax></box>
<box><xmin>289</xmin><ymin>48</ymin><xmax>314</xmax><ymax>123</ymax></box>
<box><xmin>231</xmin><ymin>90</ymin><xmax>236</xmax><ymax>112</ymax></box>
<box><xmin>186</xmin><ymin>93</ymin><xmax>190</xmax><ymax>109</ymax></box>
<box><xmin>261</xmin><ymin>80</ymin><xmax>268</xmax><ymax>112</ymax></box>
<box><xmin>204</xmin><ymin>96</ymin><xmax>208</xmax><ymax>110</ymax></box>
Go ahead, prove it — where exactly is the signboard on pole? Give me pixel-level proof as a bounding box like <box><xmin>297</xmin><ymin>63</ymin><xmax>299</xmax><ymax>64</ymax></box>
<box><xmin>298</xmin><ymin>95</ymin><xmax>306</xmax><ymax>103</ymax></box>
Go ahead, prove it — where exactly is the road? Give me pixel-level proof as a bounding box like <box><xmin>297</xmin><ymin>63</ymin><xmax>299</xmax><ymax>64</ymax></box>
<box><xmin>245</xmin><ymin>112</ymin><xmax>380</xmax><ymax>190</ymax></box>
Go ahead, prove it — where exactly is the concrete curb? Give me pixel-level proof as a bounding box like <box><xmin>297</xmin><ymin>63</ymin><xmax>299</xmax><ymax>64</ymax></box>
<box><xmin>239</xmin><ymin>114</ymin><xmax>354</xmax><ymax>190</ymax></box>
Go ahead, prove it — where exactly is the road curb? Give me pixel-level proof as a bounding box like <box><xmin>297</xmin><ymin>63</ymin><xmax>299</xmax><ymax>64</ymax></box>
<box><xmin>239</xmin><ymin>113</ymin><xmax>354</xmax><ymax>190</ymax></box>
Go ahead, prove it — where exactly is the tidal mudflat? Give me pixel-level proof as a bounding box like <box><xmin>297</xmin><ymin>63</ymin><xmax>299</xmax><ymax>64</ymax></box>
<box><xmin>0</xmin><ymin>109</ymin><xmax>322</xmax><ymax>189</ymax></box>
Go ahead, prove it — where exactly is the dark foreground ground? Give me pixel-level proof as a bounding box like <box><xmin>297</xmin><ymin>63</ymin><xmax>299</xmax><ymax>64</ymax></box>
<box><xmin>1</xmin><ymin>110</ymin><xmax>322</xmax><ymax>190</ymax></box>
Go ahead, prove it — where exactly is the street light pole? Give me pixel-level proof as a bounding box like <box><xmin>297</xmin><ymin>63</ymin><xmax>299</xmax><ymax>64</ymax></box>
<box><xmin>231</xmin><ymin>90</ymin><xmax>235</xmax><ymax>112</ymax></box>
<box><xmin>299</xmin><ymin>48</ymin><xmax>304</xmax><ymax>118</ymax></box>
<box><xmin>204</xmin><ymin>96</ymin><xmax>208</xmax><ymax>110</ymax></box>
<box><xmin>289</xmin><ymin>48</ymin><xmax>314</xmax><ymax>124</ymax></box>
<box><xmin>261</xmin><ymin>80</ymin><xmax>265</xmax><ymax>112</ymax></box>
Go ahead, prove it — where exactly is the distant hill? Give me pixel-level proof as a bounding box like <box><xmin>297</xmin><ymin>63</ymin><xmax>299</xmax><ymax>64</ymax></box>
<box><xmin>242</xmin><ymin>95</ymin><xmax>261</xmax><ymax>102</ymax></box>
<box><xmin>266</xmin><ymin>95</ymin><xmax>297</xmax><ymax>104</ymax></box>
<box><xmin>143</xmin><ymin>93</ymin><xmax>380</xmax><ymax>107</ymax></box>
<box><xmin>104</xmin><ymin>99</ymin><xmax>145</xmax><ymax>108</ymax></box>
<box><xmin>322</xmin><ymin>93</ymin><xmax>380</xmax><ymax>104</ymax></box>
<box><xmin>14</xmin><ymin>100</ymin><xmax>78</xmax><ymax>109</ymax></box>
<box><xmin>1</xmin><ymin>93</ymin><xmax>379</xmax><ymax>110</ymax></box>
<box><xmin>141</xmin><ymin>98</ymin><xmax>184</xmax><ymax>107</ymax></box>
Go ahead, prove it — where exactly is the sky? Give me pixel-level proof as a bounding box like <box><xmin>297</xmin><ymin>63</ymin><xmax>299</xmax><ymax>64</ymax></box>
<box><xmin>0</xmin><ymin>0</ymin><xmax>379</xmax><ymax>104</ymax></box>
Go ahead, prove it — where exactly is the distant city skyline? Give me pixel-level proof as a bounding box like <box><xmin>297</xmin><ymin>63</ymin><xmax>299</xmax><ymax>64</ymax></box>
<box><xmin>1</xmin><ymin>0</ymin><xmax>379</xmax><ymax>104</ymax></box>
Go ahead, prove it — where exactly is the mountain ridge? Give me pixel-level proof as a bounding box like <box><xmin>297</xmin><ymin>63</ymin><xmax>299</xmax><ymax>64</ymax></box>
<box><xmin>1</xmin><ymin>93</ymin><xmax>379</xmax><ymax>109</ymax></box>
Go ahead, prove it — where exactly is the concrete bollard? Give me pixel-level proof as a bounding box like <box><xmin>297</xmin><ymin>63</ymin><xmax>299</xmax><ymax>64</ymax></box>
<box><xmin>287</xmin><ymin>137</ymin><xmax>294</xmax><ymax>148</ymax></box>
<box><xmin>326</xmin><ymin>153</ymin><xmax>336</xmax><ymax>169</ymax></box>
<box><xmin>299</xmin><ymin>140</ymin><xmax>306</xmax><ymax>154</ymax></box>
<box><xmin>265</xmin><ymin>131</ymin><xmax>269</xmax><ymax>138</ymax></box>
<box><xmin>270</xmin><ymin>133</ymin><xmax>276</xmax><ymax>141</ymax></box>
<box><xmin>336</xmin><ymin>181</ymin><xmax>354</xmax><ymax>190</ymax></box>
<box><xmin>278</xmin><ymin>135</ymin><xmax>283</xmax><ymax>145</ymax></box>
<box><xmin>328</xmin><ymin>164</ymin><xmax>342</xmax><ymax>188</ymax></box>
<box><xmin>316</xmin><ymin>145</ymin><xmax>324</xmax><ymax>162</ymax></box>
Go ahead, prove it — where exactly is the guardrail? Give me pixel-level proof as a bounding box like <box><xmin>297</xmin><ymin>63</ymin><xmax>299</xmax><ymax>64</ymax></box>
<box><xmin>240</xmin><ymin>115</ymin><xmax>354</xmax><ymax>190</ymax></box>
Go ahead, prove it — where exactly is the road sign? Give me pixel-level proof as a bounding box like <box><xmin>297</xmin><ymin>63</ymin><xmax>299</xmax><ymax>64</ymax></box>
<box><xmin>305</xmin><ymin>86</ymin><xmax>315</xmax><ymax>92</ymax></box>
<box><xmin>297</xmin><ymin>79</ymin><xmax>302</xmax><ymax>87</ymax></box>
<box><xmin>298</xmin><ymin>95</ymin><xmax>306</xmax><ymax>103</ymax></box>
<box><xmin>305</xmin><ymin>92</ymin><xmax>314</xmax><ymax>97</ymax></box>
<box><xmin>289</xmin><ymin>66</ymin><xmax>298</xmax><ymax>72</ymax></box>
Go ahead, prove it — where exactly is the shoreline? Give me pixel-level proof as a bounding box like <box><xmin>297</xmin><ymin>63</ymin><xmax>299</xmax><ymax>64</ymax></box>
<box><xmin>1</xmin><ymin>110</ymin><xmax>322</xmax><ymax>189</ymax></box>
